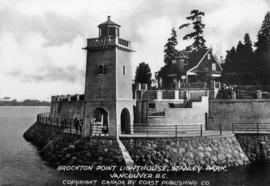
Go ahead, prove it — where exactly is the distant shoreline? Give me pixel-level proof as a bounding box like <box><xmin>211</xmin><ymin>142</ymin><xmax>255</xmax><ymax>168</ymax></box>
<box><xmin>0</xmin><ymin>105</ymin><xmax>50</xmax><ymax>106</ymax></box>
<box><xmin>0</xmin><ymin>100</ymin><xmax>50</xmax><ymax>106</ymax></box>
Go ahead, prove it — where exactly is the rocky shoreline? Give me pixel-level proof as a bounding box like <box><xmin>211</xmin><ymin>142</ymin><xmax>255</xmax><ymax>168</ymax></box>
<box><xmin>23</xmin><ymin>123</ymin><xmax>125</xmax><ymax>168</ymax></box>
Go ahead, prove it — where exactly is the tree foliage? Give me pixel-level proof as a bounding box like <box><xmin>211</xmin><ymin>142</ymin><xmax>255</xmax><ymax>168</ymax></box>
<box><xmin>221</xmin><ymin>12</ymin><xmax>270</xmax><ymax>85</ymax></box>
<box><xmin>164</xmin><ymin>28</ymin><xmax>178</xmax><ymax>65</ymax></box>
<box><xmin>221</xmin><ymin>35</ymin><xmax>255</xmax><ymax>84</ymax></box>
<box><xmin>158</xmin><ymin>63</ymin><xmax>185</xmax><ymax>89</ymax></box>
<box><xmin>135</xmin><ymin>62</ymin><xmax>152</xmax><ymax>86</ymax></box>
<box><xmin>158</xmin><ymin>28</ymin><xmax>181</xmax><ymax>89</ymax></box>
<box><xmin>179</xmin><ymin>9</ymin><xmax>206</xmax><ymax>51</ymax></box>
<box><xmin>254</xmin><ymin>12</ymin><xmax>270</xmax><ymax>84</ymax></box>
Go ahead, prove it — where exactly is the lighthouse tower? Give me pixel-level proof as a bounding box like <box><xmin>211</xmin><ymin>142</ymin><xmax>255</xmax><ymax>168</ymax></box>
<box><xmin>83</xmin><ymin>16</ymin><xmax>134</xmax><ymax>137</ymax></box>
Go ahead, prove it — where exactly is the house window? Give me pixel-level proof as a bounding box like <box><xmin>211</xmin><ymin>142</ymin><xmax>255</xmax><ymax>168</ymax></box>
<box><xmin>180</xmin><ymin>59</ymin><xmax>187</xmax><ymax>65</ymax></box>
<box><xmin>172</xmin><ymin>59</ymin><xmax>176</xmax><ymax>64</ymax></box>
<box><xmin>208</xmin><ymin>53</ymin><xmax>211</xmax><ymax>60</ymax></box>
<box><xmin>212</xmin><ymin>63</ymin><xmax>216</xmax><ymax>71</ymax></box>
<box><xmin>149</xmin><ymin>103</ymin><xmax>156</xmax><ymax>108</ymax></box>
<box><xmin>123</xmin><ymin>65</ymin><xmax>126</xmax><ymax>75</ymax></box>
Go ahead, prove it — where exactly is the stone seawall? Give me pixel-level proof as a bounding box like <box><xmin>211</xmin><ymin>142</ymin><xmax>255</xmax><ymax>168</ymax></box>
<box><xmin>23</xmin><ymin>123</ymin><xmax>125</xmax><ymax>167</ymax></box>
<box><xmin>236</xmin><ymin>134</ymin><xmax>270</xmax><ymax>162</ymax></box>
<box><xmin>121</xmin><ymin>135</ymin><xmax>249</xmax><ymax>168</ymax></box>
<box><xmin>24</xmin><ymin>123</ymin><xmax>252</xmax><ymax>169</ymax></box>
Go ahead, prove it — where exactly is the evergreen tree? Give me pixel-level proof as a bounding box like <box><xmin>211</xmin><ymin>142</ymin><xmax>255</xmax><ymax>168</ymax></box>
<box><xmin>221</xmin><ymin>47</ymin><xmax>237</xmax><ymax>83</ymax></box>
<box><xmin>159</xmin><ymin>28</ymin><xmax>179</xmax><ymax>88</ymax></box>
<box><xmin>255</xmin><ymin>12</ymin><xmax>270</xmax><ymax>84</ymax></box>
<box><xmin>235</xmin><ymin>41</ymin><xmax>245</xmax><ymax>73</ymax></box>
<box><xmin>242</xmin><ymin>33</ymin><xmax>255</xmax><ymax>73</ymax></box>
<box><xmin>135</xmin><ymin>62</ymin><xmax>152</xmax><ymax>86</ymax></box>
<box><xmin>244</xmin><ymin>33</ymin><xmax>253</xmax><ymax>53</ymax></box>
<box><xmin>222</xmin><ymin>47</ymin><xmax>237</xmax><ymax>73</ymax></box>
<box><xmin>221</xmin><ymin>12</ymin><xmax>270</xmax><ymax>85</ymax></box>
<box><xmin>179</xmin><ymin>9</ymin><xmax>206</xmax><ymax>51</ymax></box>
<box><xmin>255</xmin><ymin>12</ymin><xmax>270</xmax><ymax>53</ymax></box>
<box><xmin>164</xmin><ymin>28</ymin><xmax>178</xmax><ymax>65</ymax></box>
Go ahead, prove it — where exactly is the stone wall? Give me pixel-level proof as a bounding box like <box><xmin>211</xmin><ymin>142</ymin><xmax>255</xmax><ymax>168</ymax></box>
<box><xmin>148</xmin><ymin>96</ymin><xmax>208</xmax><ymax>125</ymax></box>
<box><xmin>236</xmin><ymin>134</ymin><xmax>270</xmax><ymax>162</ymax></box>
<box><xmin>189</xmin><ymin>89</ymin><xmax>209</xmax><ymax>100</ymax></box>
<box><xmin>208</xmin><ymin>99</ymin><xmax>270</xmax><ymax>130</ymax></box>
<box><xmin>50</xmin><ymin>100</ymin><xmax>85</xmax><ymax>120</ymax></box>
<box><xmin>121</xmin><ymin>135</ymin><xmax>249</xmax><ymax>168</ymax></box>
<box><xmin>148</xmin><ymin>100</ymin><xmax>186</xmax><ymax>115</ymax></box>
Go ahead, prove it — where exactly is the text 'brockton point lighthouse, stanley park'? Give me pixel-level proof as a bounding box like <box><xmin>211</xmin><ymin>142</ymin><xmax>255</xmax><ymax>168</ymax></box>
<box><xmin>82</xmin><ymin>16</ymin><xmax>135</xmax><ymax>137</ymax></box>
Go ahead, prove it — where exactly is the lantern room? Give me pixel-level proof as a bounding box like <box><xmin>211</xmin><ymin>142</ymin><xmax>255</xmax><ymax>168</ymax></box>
<box><xmin>98</xmin><ymin>16</ymin><xmax>120</xmax><ymax>38</ymax></box>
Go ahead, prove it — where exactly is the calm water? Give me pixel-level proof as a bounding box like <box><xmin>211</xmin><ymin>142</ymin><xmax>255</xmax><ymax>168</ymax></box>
<box><xmin>0</xmin><ymin>106</ymin><xmax>270</xmax><ymax>186</ymax></box>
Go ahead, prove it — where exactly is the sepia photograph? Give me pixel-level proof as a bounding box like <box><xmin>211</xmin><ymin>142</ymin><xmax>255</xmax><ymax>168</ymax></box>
<box><xmin>1</xmin><ymin>0</ymin><xmax>270</xmax><ymax>185</ymax></box>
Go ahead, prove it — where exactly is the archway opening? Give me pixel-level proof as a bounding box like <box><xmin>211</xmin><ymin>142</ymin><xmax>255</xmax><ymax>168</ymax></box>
<box><xmin>121</xmin><ymin>108</ymin><xmax>130</xmax><ymax>134</ymax></box>
<box><xmin>91</xmin><ymin>108</ymin><xmax>108</xmax><ymax>136</ymax></box>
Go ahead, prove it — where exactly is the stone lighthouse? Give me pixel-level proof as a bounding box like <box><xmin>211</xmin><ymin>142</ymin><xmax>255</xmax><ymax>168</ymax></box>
<box><xmin>82</xmin><ymin>16</ymin><xmax>135</xmax><ymax>137</ymax></box>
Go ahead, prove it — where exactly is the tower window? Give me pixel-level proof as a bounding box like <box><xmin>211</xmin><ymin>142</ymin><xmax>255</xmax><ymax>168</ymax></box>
<box><xmin>108</xmin><ymin>27</ymin><xmax>115</xmax><ymax>37</ymax></box>
<box><xmin>123</xmin><ymin>65</ymin><xmax>126</xmax><ymax>75</ymax></box>
<box><xmin>100</xmin><ymin>28</ymin><xmax>107</xmax><ymax>37</ymax></box>
<box><xmin>97</xmin><ymin>64</ymin><xmax>105</xmax><ymax>74</ymax></box>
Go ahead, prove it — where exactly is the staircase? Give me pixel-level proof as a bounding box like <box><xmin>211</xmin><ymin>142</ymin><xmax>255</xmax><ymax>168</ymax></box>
<box><xmin>117</xmin><ymin>138</ymin><xmax>134</xmax><ymax>166</ymax></box>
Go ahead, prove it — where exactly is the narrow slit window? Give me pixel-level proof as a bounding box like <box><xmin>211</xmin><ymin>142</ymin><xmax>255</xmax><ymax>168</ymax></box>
<box><xmin>123</xmin><ymin>65</ymin><xmax>126</xmax><ymax>75</ymax></box>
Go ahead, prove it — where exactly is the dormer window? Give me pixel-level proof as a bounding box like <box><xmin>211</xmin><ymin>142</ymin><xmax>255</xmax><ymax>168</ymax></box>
<box><xmin>207</xmin><ymin>53</ymin><xmax>211</xmax><ymax>60</ymax></box>
<box><xmin>212</xmin><ymin>63</ymin><xmax>216</xmax><ymax>71</ymax></box>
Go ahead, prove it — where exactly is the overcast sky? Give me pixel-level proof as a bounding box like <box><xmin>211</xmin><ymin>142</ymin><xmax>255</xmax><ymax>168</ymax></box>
<box><xmin>0</xmin><ymin>0</ymin><xmax>269</xmax><ymax>101</ymax></box>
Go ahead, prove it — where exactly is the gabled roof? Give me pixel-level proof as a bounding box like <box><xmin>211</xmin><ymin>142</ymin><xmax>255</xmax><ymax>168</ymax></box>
<box><xmin>175</xmin><ymin>50</ymin><xmax>190</xmax><ymax>59</ymax></box>
<box><xmin>186</xmin><ymin>49</ymin><xmax>223</xmax><ymax>75</ymax></box>
<box><xmin>98</xmin><ymin>16</ymin><xmax>121</xmax><ymax>28</ymax></box>
<box><xmin>184</xmin><ymin>49</ymin><xmax>208</xmax><ymax>70</ymax></box>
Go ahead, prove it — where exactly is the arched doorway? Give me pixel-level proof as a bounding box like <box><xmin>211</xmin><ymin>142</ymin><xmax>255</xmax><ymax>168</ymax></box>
<box><xmin>121</xmin><ymin>108</ymin><xmax>130</xmax><ymax>134</ymax></box>
<box><xmin>91</xmin><ymin>108</ymin><xmax>108</xmax><ymax>136</ymax></box>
